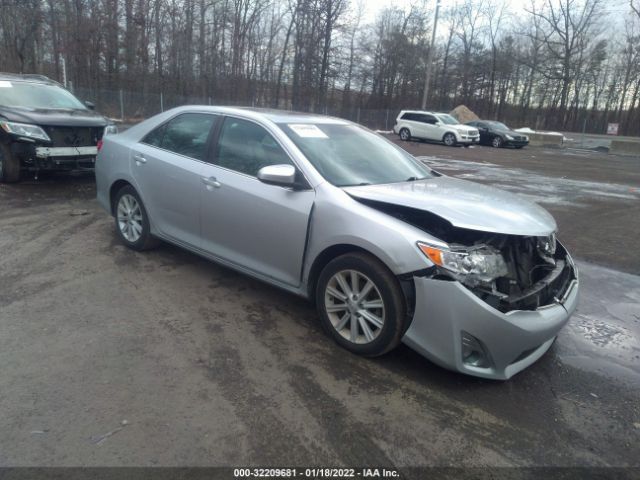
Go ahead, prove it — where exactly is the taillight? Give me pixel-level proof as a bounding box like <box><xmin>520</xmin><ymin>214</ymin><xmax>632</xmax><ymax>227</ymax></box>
<box><xmin>97</xmin><ymin>139</ymin><xmax>103</xmax><ymax>151</ymax></box>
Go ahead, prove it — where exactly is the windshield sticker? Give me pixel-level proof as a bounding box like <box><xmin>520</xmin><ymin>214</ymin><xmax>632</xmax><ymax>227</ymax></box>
<box><xmin>288</xmin><ymin>124</ymin><xmax>328</xmax><ymax>139</ymax></box>
<box><xmin>0</xmin><ymin>81</ymin><xmax>12</xmax><ymax>88</ymax></box>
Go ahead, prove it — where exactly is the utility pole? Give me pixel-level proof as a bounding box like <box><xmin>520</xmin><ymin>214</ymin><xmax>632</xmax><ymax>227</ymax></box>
<box><xmin>61</xmin><ymin>57</ymin><xmax>67</xmax><ymax>88</ymax></box>
<box><xmin>421</xmin><ymin>0</ymin><xmax>441</xmax><ymax>110</ymax></box>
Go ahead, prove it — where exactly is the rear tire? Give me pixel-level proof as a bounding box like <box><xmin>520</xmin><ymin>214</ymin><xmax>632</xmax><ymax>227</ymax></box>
<box><xmin>443</xmin><ymin>132</ymin><xmax>457</xmax><ymax>147</ymax></box>
<box><xmin>0</xmin><ymin>143</ymin><xmax>21</xmax><ymax>183</ymax></box>
<box><xmin>316</xmin><ymin>252</ymin><xmax>406</xmax><ymax>357</ymax></box>
<box><xmin>399</xmin><ymin>128</ymin><xmax>411</xmax><ymax>142</ymax></box>
<box><xmin>113</xmin><ymin>185</ymin><xmax>159</xmax><ymax>251</ymax></box>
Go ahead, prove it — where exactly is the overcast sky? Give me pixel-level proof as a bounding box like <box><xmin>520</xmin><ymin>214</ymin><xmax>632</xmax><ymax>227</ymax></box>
<box><xmin>361</xmin><ymin>0</ymin><xmax>635</xmax><ymax>28</ymax></box>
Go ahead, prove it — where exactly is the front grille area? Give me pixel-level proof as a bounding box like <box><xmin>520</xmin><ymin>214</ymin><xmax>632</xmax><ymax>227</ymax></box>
<box><xmin>468</xmin><ymin>239</ymin><xmax>575</xmax><ymax>313</ymax></box>
<box><xmin>42</xmin><ymin>126</ymin><xmax>103</xmax><ymax>147</ymax></box>
<box><xmin>500</xmin><ymin>259</ymin><xmax>573</xmax><ymax>312</ymax></box>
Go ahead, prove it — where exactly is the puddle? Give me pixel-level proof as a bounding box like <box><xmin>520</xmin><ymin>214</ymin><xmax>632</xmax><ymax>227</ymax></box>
<box><xmin>419</xmin><ymin>156</ymin><xmax>640</xmax><ymax>207</ymax></box>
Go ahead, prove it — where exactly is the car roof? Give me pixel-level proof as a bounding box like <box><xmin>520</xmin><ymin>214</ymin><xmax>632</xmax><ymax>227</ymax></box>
<box><xmin>400</xmin><ymin>110</ymin><xmax>453</xmax><ymax>116</ymax></box>
<box><xmin>400</xmin><ymin>110</ymin><xmax>437</xmax><ymax>115</ymax></box>
<box><xmin>0</xmin><ymin>72</ymin><xmax>63</xmax><ymax>87</ymax></box>
<box><xmin>162</xmin><ymin>105</ymin><xmax>351</xmax><ymax>125</ymax></box>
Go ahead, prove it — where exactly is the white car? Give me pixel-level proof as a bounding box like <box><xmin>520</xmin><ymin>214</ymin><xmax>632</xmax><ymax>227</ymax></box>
<box><xmin>393</xmin><ymin>110</ymin><xmax>480</xmax><ymax>147</ymax></box>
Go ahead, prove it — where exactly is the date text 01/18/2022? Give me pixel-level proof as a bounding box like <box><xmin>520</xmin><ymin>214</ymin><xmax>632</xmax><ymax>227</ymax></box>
<box><xmin>233</xmin><ymin>468</ymin><xmax>401</xmax><ymax>478</ymax></box>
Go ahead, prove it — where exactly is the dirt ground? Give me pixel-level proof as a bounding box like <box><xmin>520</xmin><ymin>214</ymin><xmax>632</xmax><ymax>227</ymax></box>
<box><xmin>0</xmin><ymin>140</ymin><xmax>638</xmax><ymax>472</ymax></box>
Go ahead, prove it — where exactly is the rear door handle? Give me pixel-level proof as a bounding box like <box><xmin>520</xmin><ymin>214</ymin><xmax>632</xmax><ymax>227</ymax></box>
<box><xmin>133</xmin><ymin>153</ymin><xmax>147</xmax><ymax>164</ymax></box>
<box><xmin>202</xmin><ymin>176</ymin><xmax>221</xmax><ymax>188</ymax></box>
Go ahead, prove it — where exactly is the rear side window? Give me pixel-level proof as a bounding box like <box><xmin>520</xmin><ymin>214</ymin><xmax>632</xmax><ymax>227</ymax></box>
<box><xmin>142</xmin><ymin>113</ymin><xmax>216</xmax><ymax>161</ymax></box>
<box><xmin>214</xmin><ymin>117</ymin><xmax>293</xmax><ymax>177</ymax></box>
<box><xmin>142</xmin><ymin>123</ymin><xmax>166</xmax><ymax>147</ymax></box>
<box><xmin>401</xmin><ymin>113</ymin><xmax>417</xmax><ymax>121</ymax></box>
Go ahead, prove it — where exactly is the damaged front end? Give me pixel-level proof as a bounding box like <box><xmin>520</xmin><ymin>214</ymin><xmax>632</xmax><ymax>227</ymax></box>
<box><xmin>419</xmin><ymin>234</ymin><xmax>575</xmax><ymax>313</ymax></box>
<box><xmin>10</xmin><ymin>125</ymin><xmax>107</xmax><ymax>173</ymax></box>
<box><xmin>362</xmin><ymin>199</ymin><xmax>576</xmax><ymax>313</ymax></box>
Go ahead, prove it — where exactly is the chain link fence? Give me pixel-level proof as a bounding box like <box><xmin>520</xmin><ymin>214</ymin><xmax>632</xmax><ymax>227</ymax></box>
<box><xmin>72</xmin><ymin>87</ymin><xmax>402</xmax><ymax>132</ymax></box>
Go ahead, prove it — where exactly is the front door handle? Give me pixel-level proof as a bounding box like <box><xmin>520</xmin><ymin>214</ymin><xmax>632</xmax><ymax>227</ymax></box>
<box><xmin>202</xmin><ymin>176</ymin><xmax>221</xmax><ymax>188</ymax></box>
<box><xmin>133</xmin><ymin>153</ymin><xmax>147</xmax><ymax>164</ymax></box>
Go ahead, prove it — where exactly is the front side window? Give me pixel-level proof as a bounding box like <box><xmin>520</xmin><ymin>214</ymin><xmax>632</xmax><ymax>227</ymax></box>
<box><xmin>279</xmin><ymin>123</ymin><xmax>433</xmax><ymax>187</ymax></box>
<box><xmin>142</xmin><ymin>113</ymin><xmax>216</xmax><ymax>161</ymax></box>
<box><xmin>215</xmin><ymin>117</ymin><xmax>293</xmax><ymax>176</ymax></box>
<box><xmin>435</xmin><ymin>114</ymin><xmax>460</xmax><ymax>125</ymax></box>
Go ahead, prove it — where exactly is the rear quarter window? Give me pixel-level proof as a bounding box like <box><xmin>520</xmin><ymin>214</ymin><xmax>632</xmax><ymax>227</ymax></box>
<box><xmin>141</xmin><ymin>113</ymin><xmax>217</xmax><ymax>161</ymax></box>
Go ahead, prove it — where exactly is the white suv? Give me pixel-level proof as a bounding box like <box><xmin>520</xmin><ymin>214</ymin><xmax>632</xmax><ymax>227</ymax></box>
<box><xmin>393</xmin><ymin>110</ymin><xmax>480</xmax><ymax>147</ymax></box>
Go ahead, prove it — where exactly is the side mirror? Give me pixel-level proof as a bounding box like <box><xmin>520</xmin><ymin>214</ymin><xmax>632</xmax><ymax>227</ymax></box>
<box><xmin>434</xmin><ymin>121</ymin><xmax>442</xmax><ymax>126</ymax></box>
<box><xmin>257</xmin><ymin>164</ymin><xmax>296</xmax><ymax>187</ymax></box>
<box><xmin>85</xmin><ymin>101</ymin><xmax>95</xmax><ymax>110</ymax></box>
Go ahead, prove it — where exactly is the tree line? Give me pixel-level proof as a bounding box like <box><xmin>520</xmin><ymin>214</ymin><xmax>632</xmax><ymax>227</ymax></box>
<box><xmin>1</xmin><ymin>0</ymin><xmax>639</xmax><ymax>135</ymax></box>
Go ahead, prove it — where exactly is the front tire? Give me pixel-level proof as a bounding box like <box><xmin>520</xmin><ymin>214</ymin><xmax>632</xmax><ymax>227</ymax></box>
<box><xmin>399</xmin><ymin>128</ymin><xmax>411</xmax><ymax>142</ymax></box>
<box><xmin>316</xmin><ymin>252</ymin><xmax>406</xmax><ymax>357</ymax></box>
<box><xmin>113</xmin><ymin>185</ymin><xmax>159</xmax><ymax>251</ymax></box>
<box><xmin>492</xmin><ymin>136</ymin><xmax>503</xmax><ymax>148</ymax></box>
<box><xmin>443</xmin><ymin>132</ymin><xmax>457</xmax><ymax>147</ymax></box>
<box><xmin>0</xmin><ymin>143</ymin><xmax>21</xmax><ymax>183</ymax></box>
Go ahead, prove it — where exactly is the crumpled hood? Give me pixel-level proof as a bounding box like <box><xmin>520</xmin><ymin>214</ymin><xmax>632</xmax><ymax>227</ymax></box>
<box><xmin>0</xmin><ymin>105</ymin><xmax>108</xmax><ymax>127</ymax></box>
<box><xmin>344</xmin><ymin>176</ymin><xmax>556</xmax><ymax>236</ymax></box>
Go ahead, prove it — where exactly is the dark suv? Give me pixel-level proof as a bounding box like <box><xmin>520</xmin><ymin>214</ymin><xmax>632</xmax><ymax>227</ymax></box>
<box><xmin>0</xmin><ymin>73</ymin><xmax>116</xmax><ymax>182</ymax></box>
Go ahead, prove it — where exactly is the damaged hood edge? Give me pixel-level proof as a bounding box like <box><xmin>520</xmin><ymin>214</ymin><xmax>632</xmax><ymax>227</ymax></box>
<box><xmin>344</xmin><ymin>176</ymin><xmax>557</xmax><ymax>237</ymax></box>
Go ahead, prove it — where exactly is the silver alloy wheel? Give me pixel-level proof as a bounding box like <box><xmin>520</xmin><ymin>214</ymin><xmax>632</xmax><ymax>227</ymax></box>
<box><xmin>117</xmin><ymin>194</ymin><xmax>143</xmax><ymax>242</ymax></box>
<box><xmin>492</xmin><ymin>137</ymin><xmax>502</xmax><ymax>148</ymax></box>
<box><xmin>324</xmin><ymin>269</ymin><xmax>385</xmax><ymax>344</ymax></box>
<box><xmin>400</xmin><ymin>129</ymin><xmax>410</xmax><ymax>141</ymax></box>
<box><xmin>444</xmin><ymin>133</ymin><xmax>456</xmax><ymax>146</ymax></box>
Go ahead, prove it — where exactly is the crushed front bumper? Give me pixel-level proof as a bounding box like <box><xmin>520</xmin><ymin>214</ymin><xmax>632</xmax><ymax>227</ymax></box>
<box><xmin>12</xmin><ymin>143</ymin><xmax>98</xmax><ymax>171</ymax></box>
<box><xmin>402</xmin><ymin>268</ymin><xmax>578</xmax><ymax>380</ymax></box>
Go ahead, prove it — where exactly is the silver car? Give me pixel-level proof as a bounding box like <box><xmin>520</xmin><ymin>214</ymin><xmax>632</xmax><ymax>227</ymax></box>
<box><xmin>95</xmin><ymin>106</ymin><xmax>578</xmax><ymax>380</ymax></box>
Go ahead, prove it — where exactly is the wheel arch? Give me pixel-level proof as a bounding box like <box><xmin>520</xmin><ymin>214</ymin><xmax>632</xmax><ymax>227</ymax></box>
<box><xmin>307</xmin><ymin>244</ymin><xmax>372</xmax><ymax>300</ymax></box>
<box><xmin>306</xmin><ymin>243</ymin><xmax>416</xmax><ymax>321</ymax></box>
<box><xmin>109</xmin><ymin>179</ymin><xmax>135</xmax><ymax>215</ymax></box>
<box><xmin>442</xmin><ymin>130</ymin><xmax>458</xmax><ymax>142</ymax></box>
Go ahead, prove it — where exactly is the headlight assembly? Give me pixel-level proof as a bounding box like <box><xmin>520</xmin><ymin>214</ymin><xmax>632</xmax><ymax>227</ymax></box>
<box><xmin>104</xmin><ymin>124</ymin><xmax>118</xmax><ymax>135</ymax></box>
<box><xmin>417</xmin><ymin>241</ymin><xmax>509</xmax><ymax>286</ymax></box>
<box><xmin>505</xmin><ymin>134</ymin><xmax>514</xmax><ymax>140</ymax></box>
<box><xmin>0</xmin><ymin>121</ymin><xmax>51</xmax><ymax>141</ymax></box>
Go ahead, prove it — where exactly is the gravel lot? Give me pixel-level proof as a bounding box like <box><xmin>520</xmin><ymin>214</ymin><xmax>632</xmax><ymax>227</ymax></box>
<box><xmin>0</xmin><ymin>140</ymin><xmax>638</xmax><ymax>471</ymax></box>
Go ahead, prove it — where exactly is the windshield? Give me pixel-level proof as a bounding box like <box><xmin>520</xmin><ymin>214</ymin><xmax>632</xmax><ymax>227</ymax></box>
<box><xmin>0</xmin><ymin>81</ymin><xmax>87</xmax><ymax>110</ymax></box>
<box><xmin>435</xmin><ymin>114</ymin><xmax>459</xmax><ymax>125</ymax></box>
<box><xmin>278</xmin><ymin>123</ymin><xmax>433</xmax><ymax>187</ymax></box>
<box><xmin>487</xmin><ymin>121</ymin><xmax>510</xmax><ymax>131</ymax></box>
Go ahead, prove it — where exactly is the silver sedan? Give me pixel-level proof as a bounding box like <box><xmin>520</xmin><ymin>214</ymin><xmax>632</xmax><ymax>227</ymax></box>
<box><xmin>95</xmin><ymin>106</ymin><xmax>578</xmax><ymax>380</ymax></box>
